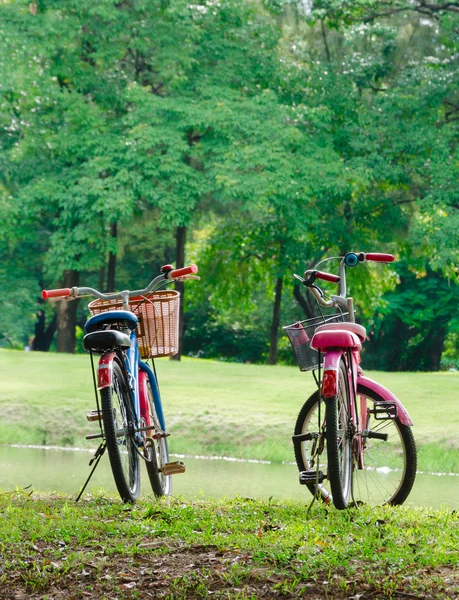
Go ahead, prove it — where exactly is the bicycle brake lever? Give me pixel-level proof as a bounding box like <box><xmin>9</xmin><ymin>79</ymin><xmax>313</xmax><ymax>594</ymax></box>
<box><xmin>174</xmin><ymin>275</ymin><xmax>201</xmax><ymax>281</ymax></box>
<box><xmin>293</xmin><ymin>273</ymin><xmax>316</xmax><ymax>296</ymax></box>
<box><xmin>294</xmin><ymin>273</ymin><xmax>324</xmax><ymax>297</ymax></box>
<box><xmin>311</xmin><ymin>284</ymin><xmax>325</xmax><ymax>297</ymax></box>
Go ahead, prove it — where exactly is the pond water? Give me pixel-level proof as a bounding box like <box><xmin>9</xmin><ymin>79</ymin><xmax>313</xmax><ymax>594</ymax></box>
<box><xmin>1</xmin><ymin>445</ymin><xmax>457</xmax><ymax>510</ymax></box>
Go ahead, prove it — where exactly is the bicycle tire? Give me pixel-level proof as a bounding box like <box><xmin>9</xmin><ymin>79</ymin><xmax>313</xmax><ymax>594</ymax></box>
<box><xmin>144</xmin><ymin>378</ymin><xmax>171</xmax><ymax>497</ymax></box>
<box><xmin>325</xmin><ymin>359</ymin><xmax>353</xmax><ymax>509</ymax></box>
<box><xmin>294</xmin><ymin>382</ymin><xmax>417</xmax><ymax>507</ymax></box>
<box><xmin>352</xmin><ymin>384</ymin><xmax>417</xmax><ymax>506</ymax></box>
<box><xmin>101</xmin><ymin>360</ymin><xmax>140</xmax><ymax>503</ymax></box>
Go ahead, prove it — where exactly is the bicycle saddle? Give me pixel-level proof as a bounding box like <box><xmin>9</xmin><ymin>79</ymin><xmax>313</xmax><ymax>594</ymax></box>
<box><xmin>314</xmin><ymin>322</ymin><xmax>366</xmax><ymax>341</ymax></box>
<box><xmin>83</xmin><ymin>330</ymin><xmax>132</xmax><ymax>353</ymax></box>
<box><xmin>84</xmin><ymin>310</ymin><xmax>138</xmax><ymax>334</ymax></box>
<box><xmin>310</xmin><ymin>328</ymin><xmax>362</xmax><ymax>351</ymax></box>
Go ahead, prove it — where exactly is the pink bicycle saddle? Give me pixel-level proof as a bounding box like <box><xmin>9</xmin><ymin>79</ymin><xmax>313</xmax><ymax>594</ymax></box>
<box><xmin>314</xmin><ymin>322</ymin><xmax>366</xmax><ymax>341</ymax></box>
<box><xmin>310</xmin><ymin>329</ymin><xmax>362</xmax><ymax>351</ymax></box>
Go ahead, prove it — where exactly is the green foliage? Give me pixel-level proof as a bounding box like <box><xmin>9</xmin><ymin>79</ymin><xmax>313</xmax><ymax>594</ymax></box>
<box><xmin>364</xmin><ymin>263</ymin><xmax>459</xmax><ymax>371</ymax></box>
<box><xmin>0</xmin><ymin>0</ymin><xmax>280</xmax><ymax>267</ymax></box>
<box><xmin>0</xmin><ymin>0</ymin><xmax>457</xmax><ymax>368</ymax></box>
<box><xmin>184</xmin><ymin>303</ymin><xmax>270</xmax><ymax>363</ymax></box>
<box><xmin>0</xmin><ymin>186</ymin><xmax>47</xmax><ymax>347</ymax></box>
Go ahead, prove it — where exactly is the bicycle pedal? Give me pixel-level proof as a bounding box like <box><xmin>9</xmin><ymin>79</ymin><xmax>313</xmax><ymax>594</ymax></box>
<box><xmin>160</xmin><ymin>461</ymin><xmax>186</xmax><ymax>476</ymax></box>
<box><xmin>86</xmin><ymin>409</ymin><xmax>102</xmax><ymax>422</ymax></box>
<box><xmin>292</xmin><ymin>432</ymin><xmax>314</xmax><ymax>444</ymax></box>
<box><xmin>370</xmin><ymin>402</ymin><xmax>398</xmax><ymax>420</ymax></box>
<box><xmin>86</xmin><ymin>432</ymin><xmax>104</xmax><ymax>440</ymax></box>
<box><xmin>299</xmin><ymin>470</ymin><xmax>325</xmax><ymax>484</ymax></box>
<box><xmin>364</xmin><ymin>430</ymin><xmax>389</xmax><ymax>441</ymax></box>
<box><xmin>151</xmin><ymin>432</ymin><xmax>170</xmax><ymax>440</ymax></box>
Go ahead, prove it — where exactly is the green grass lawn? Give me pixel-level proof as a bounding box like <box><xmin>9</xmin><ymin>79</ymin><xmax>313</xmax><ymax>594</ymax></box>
<box><xmin>0</xmin><ymin>492</ymin><xmax>458</xmax><ymax>599</ymax></box>
<box><xmin>1</xmin><ymin>349</ymin><xmax>458</xmax><ymax>472</ymax></box>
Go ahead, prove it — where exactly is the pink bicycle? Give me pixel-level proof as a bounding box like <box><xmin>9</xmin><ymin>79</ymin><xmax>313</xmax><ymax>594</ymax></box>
<box><xmin>285</xmin><ymin>252</ymin><xmax>417</xmax><ymax>509</ymax></box>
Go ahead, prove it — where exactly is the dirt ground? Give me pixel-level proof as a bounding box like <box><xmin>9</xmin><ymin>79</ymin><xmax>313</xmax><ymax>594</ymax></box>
<box><xmin>2</xmin><ymin>543</ymin><xmax>459</xmax><ymax>600</ymax></box>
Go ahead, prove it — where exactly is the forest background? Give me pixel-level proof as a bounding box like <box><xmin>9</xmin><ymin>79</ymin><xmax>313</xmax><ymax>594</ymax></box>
<box><xmin>0</xmin><ymin>0</ymin><xmax>458</xmax><ymax>372</ymax></box>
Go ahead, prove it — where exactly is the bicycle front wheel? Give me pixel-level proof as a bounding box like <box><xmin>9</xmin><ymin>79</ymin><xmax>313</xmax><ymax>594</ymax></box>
<box><xmin>101</xmin><ymin>361</ymin><xmax>140</xmax><ymax>503</ymax></box>
<box><xmin>144</xmin><ymin>378</ymin><xmax>171</xmax><ymax>497</ymax></box>
<box><xmin>353</xmin><ymin>385</ymin><xmax>417</xmax><ymax>506</ymax></box>
<box><xmin>294</xmin><ymin>383</ymin><xmax>417</xmax><ymax>507</ymax></box>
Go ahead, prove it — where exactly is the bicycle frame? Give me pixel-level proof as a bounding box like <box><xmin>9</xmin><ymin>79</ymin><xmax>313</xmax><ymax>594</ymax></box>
<box><xmin>304</xmin><ymin>254</ymin><xmax>413</xmax><ymax>427</ymax></box>
<box><xmin>289</xmin><ymin>252</ymin><xmax>417</xmax><ymax>509</ymax></box>
<box><xmin>96</xmin><ymin>330</ymin><xmax>161</xmax><ymax>434</ymax></box>
<box><xmin>42</xmin><ymin>262</ymin><xmax>199</xmax><ymax>437</ymax></box>
<box><xmin>315</xmin><ymin>312</ymin><xmax>413</xmax><ymax>476</ymax></box>
<box><xmin>320</xmin><ymin>347</ymin><xmax>413</xmax><ymax>426</ymax></box>
<box><xmin>139</xmin><ymin>361</ymin><xmax>165</xmax><ymax>430</ymax></box>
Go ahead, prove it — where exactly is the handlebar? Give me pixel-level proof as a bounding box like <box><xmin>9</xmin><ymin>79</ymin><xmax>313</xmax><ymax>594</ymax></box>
<box><xmin>42</xmin><ymin>263</ymin><xmax>199</xmax><ymax>306</ymax></box>
<box><xmin>365</xmin><ymin>253</ymin><xmax>394</xmax><ymax>263</ymax></box>
<box><xmin>167</xmin><ymin>264</ymin><xmax>199</xmax><ymax>279</ymax></box>
<box><xmin>299</xmin><ymin>251</ymin><xmax>394</xmax><ymax>316</ymax></box>
<box><xmin>315</xmin><ymin>271</ymin><xmax>341</xmax><ymax>284</ymax></box>
<box><xmin>41</xmin><ymin>287</ymin><xmax>73</xmax><ymax>301</ymax></box>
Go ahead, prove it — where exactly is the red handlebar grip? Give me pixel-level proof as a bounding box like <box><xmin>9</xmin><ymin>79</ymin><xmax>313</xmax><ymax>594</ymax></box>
<box><xmin>365</xmin><ymin>253</ymin><xmax>394</xmax><ymax>263</ymax></box>
<box><xmin>170</xmin><ymin>264</ymin><xmax>198</xmax><ymax>279</ymax></box>
<box><xmin>42</xmin><ymin>288</ymin><xmax>72</xmax><ymax>300</ymax></box>
<box><xmin>316</xmin><ymin>271</ymin><xmax>341</xmax><ymax>283</ymax></box>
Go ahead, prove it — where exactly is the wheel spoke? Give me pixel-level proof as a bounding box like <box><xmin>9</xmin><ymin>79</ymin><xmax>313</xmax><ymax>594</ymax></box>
<box><xmin>294</xmin><ymin>381</ymin><xmax>416</xmax><ymax>507</ymax></box>
<box><xmin>144</xmin><ymin>378</ymin><xmax>171</xmax><ymax>497</ymax></box>
<box><xmin>101</xmin><ymin>362</ymin><xmax>140</xmax><ymax>503</ymax></box>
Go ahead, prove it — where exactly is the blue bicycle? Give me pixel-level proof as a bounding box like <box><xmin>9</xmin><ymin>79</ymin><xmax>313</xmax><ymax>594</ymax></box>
<box><xmin>42</xmin><ymin>263</ymin><xmax>199</xmax><ymax>503</ymax></box>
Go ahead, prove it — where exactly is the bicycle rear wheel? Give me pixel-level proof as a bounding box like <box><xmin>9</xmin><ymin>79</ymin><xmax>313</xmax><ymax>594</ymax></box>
<box><xmin>294</xmin><ymin>383</ymin><xmax>417</xmax><ymax>507</ymax></box>
<box><xmin>101</xmin><ymin>361</ymin><xmax>140</xmax><ymax>503</ymax></box>
<box><xmin>353</xmin><ymin>385</ymin><xmax>417</xmax><ymax>506</ymax></box>
<box><xmin>144</xmin><ymin>378</ymin><xmax>171</xmax><ymax>497</ymax></box>
<box><xmin>325</xmin><ymin>359</ymin><xmax>353</xmax><ymax>509</ymax></box>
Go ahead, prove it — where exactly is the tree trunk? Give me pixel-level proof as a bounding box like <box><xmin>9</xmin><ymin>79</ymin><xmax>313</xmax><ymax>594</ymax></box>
<box><xmin>410</xmin><ymin>326</ymin><xmax>446</xmax><ymax>371</ymax></box>
<box><xmin>426</xmin><ymin>328</ymin><xmax>446</xmax><ymax>371</ymax></box>
<box><xmin>106</xmin><ymin>221</ymin><xmax>117</xmax><ymax>292</ymax></box>
<box><xmin>171</xmin><ymin>225</ymin><xmax>187</xmax><ymax>361</ymax></box>
<box><xmin>32</xmin><ymin>311</ymin><xmax>57</xmax><ymax>351</ymax></box>
<box><xmin>268</xmin><ymin>276</ymin><xmax>283</xmax><ymax>365</ymax></box>
<box><xmin>56</xmin><ymin>270</ymin><xmax>79</xmax><ymax>353</ymax></box>
<box><xmin>293</xmin><ymin>283</ymin><xmax>317</xmax><ymax>319</ymax></box>
<box><xmin>98</xmin><ymin>264</ymin><xmax>105</xmax><ymax>293</ymax></box>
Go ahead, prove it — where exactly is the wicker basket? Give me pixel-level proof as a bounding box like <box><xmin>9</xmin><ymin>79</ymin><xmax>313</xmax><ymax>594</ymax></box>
<box><xmin>284</xmin><ymin>312</ymin><xmax>348</xmax><ymax>371</ymax></box>
<box><xmin>88</xmin><ymin>290</ymin><xmax>180</xmax><ymax>359</ymax></box>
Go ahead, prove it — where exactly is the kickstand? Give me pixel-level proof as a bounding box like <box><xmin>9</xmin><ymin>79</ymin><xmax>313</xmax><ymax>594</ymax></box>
<box><xmin>305</xmin><ymin>472</ymin><xmax>318</xmax><ymax>519</ymax></box>
<box><xmin>75</xmin><ymin>442</ymin><xmax>106</xmax><ymax>503</ymax></box>
<box><xmin>350</xmin><ymin>468</ymin><xmax>360</xmax><ymax>511</ymax></box>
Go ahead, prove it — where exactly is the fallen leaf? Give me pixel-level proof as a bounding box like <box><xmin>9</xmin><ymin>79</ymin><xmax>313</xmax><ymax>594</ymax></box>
<box><xmin>120</xmin><ymin>582</ymin><xmax>137</xmax><ymax>590</ymax></box>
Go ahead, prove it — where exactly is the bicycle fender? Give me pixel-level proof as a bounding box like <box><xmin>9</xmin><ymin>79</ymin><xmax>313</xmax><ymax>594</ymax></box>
<box><xmin>139</xmin><ymin>360</ymin><xmax>166</xmax><ymax>431</ymax></box>
<box><xmin>138</xmin><ymin>370</ymin><xmax>151</xmax><ymax>427</ymax></box>
<box><xmin>321</xmin><ymin>350</ymin><xmax>344</xmax><ymax>398</ymax></box>
<box><xmin>357</xmin><ymin>375</ymin><xmax>413</xmax><ymax>426</ymax></box>
<box><xmin>97</xmin><ymin>352</ymin><xmax>117</xmax><ymax>390</ymax></box>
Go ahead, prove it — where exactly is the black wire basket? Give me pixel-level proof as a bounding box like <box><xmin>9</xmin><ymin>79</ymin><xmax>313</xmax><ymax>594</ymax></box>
<box><xmin>283</xmin><ymin>312</ymin><xmax>349</xmax><ymax>371</ymax></box>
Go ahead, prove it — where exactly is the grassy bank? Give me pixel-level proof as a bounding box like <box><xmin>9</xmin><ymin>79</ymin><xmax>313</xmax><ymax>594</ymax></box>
<box><xmin>0</xmin><ymin>491</ymin><xmax>458</xmax><ymax>599</ymax></box>
<box><xmin>1</xmin><ymin>349</ymin><xmax>458</xmax><ymax>472</ymax></box>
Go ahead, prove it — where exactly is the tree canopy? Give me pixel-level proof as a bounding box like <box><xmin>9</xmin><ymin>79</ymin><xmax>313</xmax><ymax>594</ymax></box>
<box><xmin>1</xmin><ymin>0</ymin><xmax>457</xmax><ymax>369</ymax></box>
